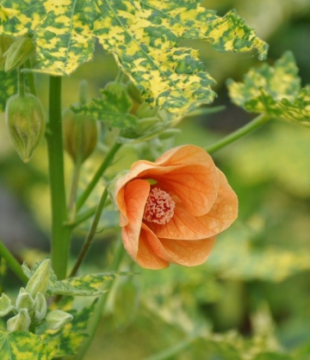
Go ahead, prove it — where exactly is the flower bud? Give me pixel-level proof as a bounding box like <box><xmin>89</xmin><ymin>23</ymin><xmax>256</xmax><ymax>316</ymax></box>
<box><xmin>136</xmin><ymin>102</ymin><xmax>158</xmax><ymax>119</ymax></box>
<box><xmin>7</xmin><ymin>309</ymin><xmax>31</xmax><ymax>332</ymax></box>
<box><xmin>3</xmin><ymin>37</ymin><xmax>35</xmax><ymax>72</ymax></box>
<box><xmin>158</xmin><ymin>128</ymin><xmax>182</xmax><ymax>140</ymax></box>
<box><xmin>137</xmin><ymin>117</ymin><xmax>159</xmax><ymax>133</ymax></box>
<box><xmin>127</xmin><ymin>81</ymin><xmax>143</xmax><ymax>104</ymax></box>
<box><xmin>25</xmin><ymin>259</ymin><xmax>50</xmax><ymax>298</ymax></box>
<box><xmin>33</xmin><ymin>292</ymin><xmax>47</xmax><ymax>322</ymax></box>
<box><xmin>16</xmin><ymin>288</ymin><xmax>34</xmax><ymax>311</ymax></box>
<box><xmin>45</xmin><ymin>310</ymin><xmax>73</xmax><ymax>331</ymax></box>
<box><xmin>0</xmin><ymin>293</ymin><xmax>13</xmax><ymax>317</ymax></box>
<box><xmin>0</xmin><ymin>36</ymin><xmax>14</xmax><ymax>68</ymax></box>
<box><xmin>5</xmin><ymin>93</ymin><xmax>45</xmax><ymax>162</ymax></box>
<box><xmin>63</xmin><ymin>108</ymin><xmax>99</xmax><ymax>164</ymax></box>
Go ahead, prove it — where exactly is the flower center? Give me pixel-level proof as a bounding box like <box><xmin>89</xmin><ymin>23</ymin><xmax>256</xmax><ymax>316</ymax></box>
<box><xmin>143</xmin><ymin>187</ymin><xmax>175</xmax><ymax>225</ymax></box>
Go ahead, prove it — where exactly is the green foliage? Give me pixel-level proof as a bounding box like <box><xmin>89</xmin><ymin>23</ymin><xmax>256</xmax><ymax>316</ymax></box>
<box><xmin>0</xmin><ymin>331</ymin><xmax>54</xmax><ymax>360</ymax></box>
<box><xmin>72</xmin><ymin>81</ymin><xmax>137</xmax><ymax>129</ymax></box>
<box><xmin>0</xmin><ymin>70</ymin><xmax>17</xmax><ymax>112</ymax></box>
<box><xmin>22</xmin><ymin>261</ymin><xmax>124</xmax><ymax>296</ymax></box>
<box><xmin>0</xmin><ymin>0</ymin><xmax>267</xmax><ymax>116</ymax></box>
<box><xmin>227</xmin><ymin>51</ymin><xmax>310</xmax><ymax>124</ymax></box>
<box><xmin>42</xmin><ymin>299</ymin><xmax>96</xmax><ymax>358</ymax></box>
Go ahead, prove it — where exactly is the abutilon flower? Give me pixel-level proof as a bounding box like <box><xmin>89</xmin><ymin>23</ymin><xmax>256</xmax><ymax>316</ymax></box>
<box><xmin>115</xmin><ymin>145</ymin><xmax>238</xmax><ymax>269</ymax></box>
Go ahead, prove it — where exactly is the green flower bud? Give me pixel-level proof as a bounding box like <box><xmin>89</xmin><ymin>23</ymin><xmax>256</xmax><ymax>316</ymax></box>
<box><xmin>136</xmin><ymin>102</ymin><xmax>158</xmax><ymax>119</ymax></box>
<box><xmin>0</xmin><ymin>293</ymin><xmax>13</xmax><ymax>317</ymax></box>
<box><xmin>45</xmin><ymin>310</ymin><xmax>73</xmax><ymax>331</ymax></box>
<box><xmin>63</xmin><ymin>108</ymin><xmax>99</xmax><ymax>164</ymax></box>
<box><xmin>0</xmin><ymin>36</ymin><xmax>14</xmax><ymax>68</ymax></box>
<box><xmin>5</xmin><ymin>93</ymin><xmax>45</xmax><ymax>162</ymax></box>
<box><xmin>7</xmin><ymin>309</ymin><xmax>31</xmax><ymax>333</ymax></box>
<box><xmin>127</xmin><ymin>81</ymin><xmax>143</xmax><ymax>104</ymax></box>
<box><xmin>33</xmin><ymin>292</ymin><xmax>47</xmax><ymax>322</ymax></box>
<box><xmin>158</xmin><ymin>128</ymin><xmax>182</xmax><ymax>140</ymax></box>
<box><xmin>25</xmin><ymin>259</ymin><xmax>50</xmax><ymax>298</ymax></box>
<box><xmin>137</xmin><ymin>117</ymin><xmax>160</xmax><ymax>133</ymax></box>
<box><xmin>16</xmin><ymin>288</ymin><xmax>34</xmax><ymax>311</ymax></box>
<box><xmin>3</xmin><ymin>37</ymin><xmax>35</xmax><ymax>72</ymax></box>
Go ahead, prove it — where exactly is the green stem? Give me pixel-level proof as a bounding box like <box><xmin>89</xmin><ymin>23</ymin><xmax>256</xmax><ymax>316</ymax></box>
<box><xmin>24</xmin><ymin>59</ymin><xmax>37</xmax><ymax>96</ymax></box>
<box><xmin>67</xmin><ymin>160</ymin><xmax>82</xmax><ymax>218</ymax></box>
<box><xmin>205</xmin><ymin>114</ymin><xmax>270</xmax><ymax>154</ymax></box>
<box><xmin>75</xmin><ymin>240</ymin><xmax>124</xmax><ymax>360</ymax></box>
<box><xmin>67</xmin><ymin>206</ymin><xmax>97</xmax><ymax>228</ymax></box>
<box><xmin>18</xmin><ymin>67</ymin><xmax>25</xmax><ymax>97</ymax></box>
<box><xmin>0</xmin><ymin>239</ymin><xmax>28</xmax><ymax>283</ymax></box>
<box><xmin>46</xmin><ymin>76</ymin><xmax>70</xmax><ymax>280</ymax></box>
<box><xmin>69</xmin><ymin>187</ymin><xmax>109</xmax><ymax>278</ymax></box>
<box><xmin>141</xmin><ymin>335</ymin><xmax>197</xmax><ymax>360</ymax></box>
<box><xmin>76</xmin><ymin>142</ymin><xmax>122</xmax><ymax>211</ymax></box>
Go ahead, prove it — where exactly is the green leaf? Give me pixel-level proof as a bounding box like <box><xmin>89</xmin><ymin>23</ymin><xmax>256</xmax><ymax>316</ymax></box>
<box><xmin>22</xmin><ymin>261</ymin><xmax>125</xmax><ymax>296</ymax></box>
<box><xmin>0</xmin><ymin>0</ymin><xmax>267</xmax><ymax>116</ymax></box>
<box><xmin>72</xmin><ymin>82</ymin><xmax>138</xmax><ymax>129</ymax></box>
<box><xmin>0</xmin><ymin>330</ymin><xmax>54</xmax><ymax>360</ymax></box>
<box><xmin>0</xmin><ymin>70</ymin><xmax>17</xmax><ymax>112</ymax></box>
<box><xmin>42</xmin><ymin>300</ymin><xmax>96</xmax><ymax>357</ymax></box>
<box><xmin>227</xmin><ymin>51</ymin><xmax>310</xmax><ymax>124</ymax></box>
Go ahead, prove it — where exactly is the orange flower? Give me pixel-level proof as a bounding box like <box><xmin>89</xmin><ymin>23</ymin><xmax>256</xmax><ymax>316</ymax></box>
<box><xmin>115</xmin><ymin>145</ymin><xmax>238</xmax><ymax>269</ymax></box>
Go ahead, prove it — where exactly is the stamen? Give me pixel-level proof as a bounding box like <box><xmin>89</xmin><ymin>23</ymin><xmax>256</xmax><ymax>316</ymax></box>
<box><xmin>143</xmin><ymin>187</ymin><xmax>175</xmax><ymax>225</ymax></box>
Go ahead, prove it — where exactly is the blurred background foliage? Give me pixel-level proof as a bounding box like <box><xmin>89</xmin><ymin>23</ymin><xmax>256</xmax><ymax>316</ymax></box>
<box><xmin>1</xmin><ymin>0</ymin><xmax>310</xmax><ymax>359</ymax></box>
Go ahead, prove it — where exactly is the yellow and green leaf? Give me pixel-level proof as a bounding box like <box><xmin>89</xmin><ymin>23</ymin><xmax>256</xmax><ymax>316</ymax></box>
<box><xmin>0</xmin><ymin>0</ymin><xmax>268</xmax><ymax>116</ymax></box>
<box><xmin>227</xmin><ymin>51</ymin><xmax>310</xmax><ymax>124</ymax></box>
<box><xmin>0</xmin><ymin>70</ymin><xmax>17</xmax><ymax>112</ymax></box>
<box><xmin>0</xmin><ymin>331</ymin><xmax>55</xmax><ymax>360</ymax></box>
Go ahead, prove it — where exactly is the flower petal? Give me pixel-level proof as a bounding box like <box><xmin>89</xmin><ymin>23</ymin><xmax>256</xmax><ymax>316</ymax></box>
<box><xmin>121</xmin><ymin>179</ymin><xmax>150</xmax><ymax>258</ymax></box>
<box><xmin>148</xmin><ymin>169</ymin><xmax>238</xmax><ymax>240</ymax></box>
<box><xmin>136</xmin><ymin>225</ymin><xmax>169</xmax><ymax>269</ymax></box>
<box><xmin>160</xmin><ymin>237</ymin><xmax>216</xmax><ymax>266</ymax></box>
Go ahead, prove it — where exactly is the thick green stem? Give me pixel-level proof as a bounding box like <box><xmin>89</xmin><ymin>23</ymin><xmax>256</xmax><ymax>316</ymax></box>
<box><xmin>0</xmin><ymin>239</ymin><xmax>28</xmax><ymax>283</ymax></box>
<box><xmin>46</xmin><ymin>76</ymin><xmax>70</xmax><ymax>280</ymax></box>
<box><xmin>75</xmin><ymin>240</ymin><xmax>124</xmax><ymax>360</ymax></box>
<box><xmin>76</xmin><ymin>142</ymin><xmax>122</xmax><ymax>211</ymax></box>
<box><xmin>206</xmin><ymin>114</ymin><xmax>270</xmax><ymax>154</ymax></box>
<box><xmin>69</xmin><ymin>187</ymin><xmax>109</xmax><ymax>277</ymax></box>
<box><xmin>67</xmin><ymin>160</ymin><xmax>82</xmax><ymax>218</ymax></box>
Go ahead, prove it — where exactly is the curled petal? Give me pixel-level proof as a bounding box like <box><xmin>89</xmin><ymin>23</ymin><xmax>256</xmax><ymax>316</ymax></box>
<box><xmin>121</xmin><ymin>179</ymin><xmax>150</xmax><ymax>258</ymax></box>
<box><xmin>136</xmin><ymin>225</ymin><xmax>169</xmax><ymax>269</ymax></box>
<box><xmin>160</xmin><ymin>237</ymin><xmax>216</xmax><ymax>267</ymax></box>
<box><xmin>149</xmin><ymin>169</ymin><xmax>238</xmax><ymax>240</ymax></box>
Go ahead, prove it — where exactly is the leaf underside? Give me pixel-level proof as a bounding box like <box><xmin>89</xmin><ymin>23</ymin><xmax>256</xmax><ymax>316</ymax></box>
<box><xmin>0</xmin><ymin>0</ymin><xmax>268</xmax><ymax>116</ymax></box>
<box><xmin>227</xmin><ymin>51</ymin><xmax>310</xmax><ymax>123</ymax></box>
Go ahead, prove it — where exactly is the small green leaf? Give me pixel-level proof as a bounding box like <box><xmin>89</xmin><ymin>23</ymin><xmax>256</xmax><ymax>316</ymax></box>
<box><xmin>0</xmin><ymin>70</ymin><xmax>17</xmax><ymax>112</ymax></box>
<box><xmin>0</xmin><ymin>330</ymin><xmax>54</xmax><ymax>360</ymax></box>
<box><xmin>0</xmin><ymin>293</ymin><xmax>13</xmax><ymax>317</ymax></box>
<box><xmin>227</xmin><ymin>51</ymin><xmax>310</xmax><ymax>124</ymax></box>
<box><xmin>72</xmin><ymin>82</ymin><xmax>137</xmax><ymax>129</ymax></box>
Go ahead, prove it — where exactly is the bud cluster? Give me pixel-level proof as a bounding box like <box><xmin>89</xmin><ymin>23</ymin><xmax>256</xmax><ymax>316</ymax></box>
<box><xmin>0</xmin><ymin>260</ymin><xmax>73</xmax><ymax>333</ymax></box>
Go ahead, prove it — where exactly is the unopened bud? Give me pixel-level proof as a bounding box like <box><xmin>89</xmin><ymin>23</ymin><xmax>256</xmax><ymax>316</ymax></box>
<box><xmin>7</xmin><ymin>309</ymin><xmax>31</xmax><ymax>332</ymax></box>
<box><xmin>5</xmin><ymin>93</ymin><xmax>45</xmax><ymax>162</ymax></box>
<box><xmin>0</xmin><ymin>293</ymin><xmax>13</xmax><ymax>317</ymax></box>
<box><xmin>45</xmin><ymin>310</ymin><xmax>73</xmax><ymax>331</ymax></box>
<box><xmin>0</xmin><ymin>36</ymin><xmax>14</xmax><ymax>68</ymax></box>
<box><xmin>158</xmin><ymin>128</ymin><xmax>182</xmax><ymax>140</ymax></box>
<box><xmin>137</xmin><ymin>117</ymin><xmax>159</xmax><ymax>133</ymax></box>
<box><xmin>33</xmin><ymin>292</ymin><xmax>47</xmax><ymax>322</ymax></box>
<box><xmin>25</xmin><ymin>259</ymin><xmax>50</xmax><ymax>298</ymax></box>
<box><xmin>4</xmin><ymin>37</ymin><xmax>35</xmax><ymax>72</ymax></box>
<box><xmin>63</xmin><ymin>108</ymin><xmax>99</xmax><ymax>164</ymax></box>
<box><xmin>16</xmin><ymin>288</ymin><xmax>34</xmax><ymax>311</ymax></box>
<box><xmin>136</xmin><ymin>102</ymin><xmax>158</xmax><ymax>119</ymax></box>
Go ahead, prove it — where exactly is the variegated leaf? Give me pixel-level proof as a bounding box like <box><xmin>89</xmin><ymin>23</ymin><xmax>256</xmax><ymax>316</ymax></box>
<box><xmin>227</xmin><ymin>51</ymin><xmax>310</xmax><ymax>124</ymax></box>
<box><xmin>0</xmin><ymin>0</ymin><xmax>268</xmax><ymax>116</ymax></box>
<box><xmin>0</xmin><ymin>70</ymin><xmax>17</xmax><ymax>112</ymax></box>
